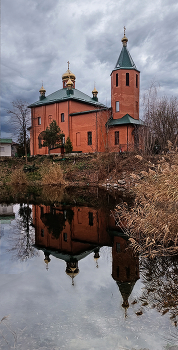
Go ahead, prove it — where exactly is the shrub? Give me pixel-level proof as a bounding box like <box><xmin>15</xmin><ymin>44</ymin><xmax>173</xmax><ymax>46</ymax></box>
<box><xmin>10</xmin><ymin>168</ymin><xmax>28</xmax><ymax>185</ymax></box>
<box><xmin>65</xmin><ymin>136</ymin><xmax>73</xmax><ymax>153</ymax></box>
<box><xmin>40</xmin><ymin>163</ymin><xmax>65</xmax><ymax>185</ymax></box>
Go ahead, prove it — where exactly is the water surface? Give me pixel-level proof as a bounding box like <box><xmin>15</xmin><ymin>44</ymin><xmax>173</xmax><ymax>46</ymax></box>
<box><xmin>0</xmin><ymin>188</ymin><xmax>178</xmax><ymax>350</ymax></box>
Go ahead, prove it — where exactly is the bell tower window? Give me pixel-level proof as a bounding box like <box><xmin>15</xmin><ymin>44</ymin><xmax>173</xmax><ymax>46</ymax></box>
<box><xmin>136</xmin><ymin>74</ymin><xmax>138</xmax><ymax>88</ymax></box>
<box><xmin>116</xmin><ymin>73</ymin><xmax>118</xmax><ymax>87</ymax></box>
<box><xmin>126</xmin><ymin>73</ymin><xmax>129</xmax><ymax>86</ymax></box>
<box><xmin>116</xmin><ymin>101</ymin><xmax>120</xmax><ymax>112</ymax></box>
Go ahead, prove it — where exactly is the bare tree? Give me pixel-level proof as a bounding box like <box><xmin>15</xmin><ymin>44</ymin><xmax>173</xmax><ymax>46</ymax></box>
<box><xmin>7</xmin><ymin>100</ymin><xmax>30</xmax><ymax>163</ymax></box>
<box><xmin>143</xmin><ymin>84</ymin><xmax>178</xmax><ymax>153</ymax></box>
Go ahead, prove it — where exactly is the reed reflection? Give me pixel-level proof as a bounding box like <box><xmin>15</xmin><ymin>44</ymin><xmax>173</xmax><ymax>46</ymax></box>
<box><xmin>139</xmin><ymin>256</ymin><xmax>178</xmax><ymax>326</ymax></box>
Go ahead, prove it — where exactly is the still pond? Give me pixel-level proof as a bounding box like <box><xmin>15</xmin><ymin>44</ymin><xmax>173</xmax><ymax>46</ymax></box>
<box><xmin>0</xmin><ymin>187</ymin><xmax>178</xmax><ymax>350</ymax></box>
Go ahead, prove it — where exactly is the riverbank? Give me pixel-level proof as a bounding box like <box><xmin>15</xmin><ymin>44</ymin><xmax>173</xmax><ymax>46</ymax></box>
<box><xmin>0</xmin><ymin>151</ymin><xmax>169</xmax><ymax>188</ymax></box>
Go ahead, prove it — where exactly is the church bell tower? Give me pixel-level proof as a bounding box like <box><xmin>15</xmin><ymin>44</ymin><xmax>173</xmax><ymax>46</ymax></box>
<box><xmin>111</xmin><ymin>28</ymin><xmax>140</xmax><ymax>120</ymax></box>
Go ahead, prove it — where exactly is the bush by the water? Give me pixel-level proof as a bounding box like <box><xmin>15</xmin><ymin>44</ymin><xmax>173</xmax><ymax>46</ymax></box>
<box><xmin>40</xmin><ymin>163</ymin><xmax>65</xmax><ymax>185</ymax></box>
<box><xmin>10</xmin><ymin>167</ymin><xmax>28</xmax><ymax>185</ymax></box>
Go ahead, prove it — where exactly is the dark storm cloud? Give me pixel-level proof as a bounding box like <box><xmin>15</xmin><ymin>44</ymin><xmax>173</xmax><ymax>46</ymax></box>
<box><xmin>1</xmin><ymin>0</ymin><xmax>178</xmax><ymax>139</ymax></box>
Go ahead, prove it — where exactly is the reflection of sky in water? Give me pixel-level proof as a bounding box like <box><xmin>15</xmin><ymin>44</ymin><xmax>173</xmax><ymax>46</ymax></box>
<box><xmin>0</xmin><ymin>205</ymin><xmax>177</xmax><ymax>350</ymax></box>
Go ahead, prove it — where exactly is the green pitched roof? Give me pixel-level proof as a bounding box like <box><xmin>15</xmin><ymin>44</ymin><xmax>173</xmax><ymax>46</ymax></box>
<box><xmin>107</xmin><ymin>114</ymin><xmax>144</xmax><ymax>127</ymax></box>
<box><xmin>35</xmin><ymin>246</ymin><xmax>98</xmax><ymax>262</ymax></box>
<box><xmin>113</xmin><ymin>46</ymin><xmax>139</xmax><ymax>71</ymax></box>
<box><xmin>28</xmin><ymin>88</ymin><xmax>106</xmax><ymax>108</ymax></box>
<box><xmin>0</xmin><ymin>139</ymin><xmax>12</xmax><ymax>144</ymax></box>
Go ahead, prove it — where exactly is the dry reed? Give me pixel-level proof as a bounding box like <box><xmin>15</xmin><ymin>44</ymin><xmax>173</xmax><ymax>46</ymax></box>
<box><xmin>114</xmin><ymin>151</ymin><xmax>178</xmax><ymax>257</ymax></box>
<box><xmin>10</xmin><ymin>167</ymin><xmax>28</xmax><ymax>186</ymax></box>
<box><xmin>40</xmin><ymin>163</ymin><xmax>65</xmax><ymax>185</ymax></box>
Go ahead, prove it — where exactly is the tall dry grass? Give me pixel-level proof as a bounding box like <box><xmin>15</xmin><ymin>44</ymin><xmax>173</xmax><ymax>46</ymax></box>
<box><xmin>40</xmin><ymin>163</ymin><xmax>65</xmax><ymax>185</ymax></box>
<box><xmin>10</xmin><ymin>167</ymin><xmax>28</xmax><ymax>186</ymax></box>
<box><xmin>114</xmin><ymin>152</ymin><xmax>178</xmax><ymax>257</ymax></box>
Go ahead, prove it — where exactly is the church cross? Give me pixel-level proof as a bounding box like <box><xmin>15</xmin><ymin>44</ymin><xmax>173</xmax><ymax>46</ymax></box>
<box><xmin>67</xmin><ymin>61</ymin><xmax>70</xmax><ymax>70</ymax></box>
<box><xmin>124</xmin><ymin>26</ymin><xmax>126</xmax><ymax>36</ymax></box>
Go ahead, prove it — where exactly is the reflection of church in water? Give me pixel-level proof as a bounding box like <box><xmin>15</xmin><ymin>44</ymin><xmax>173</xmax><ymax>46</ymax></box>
<box><xmin>33</xmin><ymin>204</ymin><xmax>139</xmax><ymax>309</ymax></box>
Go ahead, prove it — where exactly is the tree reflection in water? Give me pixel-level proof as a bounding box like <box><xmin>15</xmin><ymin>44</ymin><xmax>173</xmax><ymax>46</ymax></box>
<box><xmin>8</xmin><ymin>203</ymin><xmax>38</xmax><ymax>261</ymax></box>
<box><xmin>139</xmin><ymin>256</ymin><xmax>178</xmax><ymax>325</ymax></box>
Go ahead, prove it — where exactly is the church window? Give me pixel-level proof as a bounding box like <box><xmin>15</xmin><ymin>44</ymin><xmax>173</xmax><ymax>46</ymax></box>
<box><xmin>63</xmin><ymin>232</ymin><xmax>67</xmax><ymax>242</ymax></box>
<box><xmin>88</xmin><ymin>132</ymin><xmax>92</xmax><ymax>145</ymax></box>
<box><xmin>89</xmin><ymin>212</ymin><xmax>93</xmax><ymax>226</ymax></box>
<box><xmin>77</xmin><ymin>208</ymin><xmax>82</xmax><ymax>224</ymax></box>
<box><xmin>38</xmin><ymin>136</ymin><xmax>42</xmax><ymax>148</ymax></box>
<box><xmin>40</xmin><ymin>206</ymin><xmax>44</xmax><ymax>217</ymax></box>
<box><xmin>38</xmin><ymin>117</ymin><xmax>41</xmax><ymax>125</ymax></box>
<box><xmin>61</xmin><ymin>113</ymin><xmax>65</xmax><ymax>122</ymax></box>
<box><xmin>62</xmin><ymin>136</ymin><xmax>65</xmax><ymax>145</ymax></box>
<box><xmin>115</xmin><ymin>131</ymin><xmax>119</xmax><ymax>145</ymax></box>
<box><xmin>48</xmin><ymin>115</ymin><xmax>52</xmax><ymax>123</ymax></box>
<box><xmin>41</xmin><ymin>229</ymin><xmax>44</xmax><ymax>237</ymax></box>
<box><xmin>116</xmin><ymin>242</ymin><xmax>121</xmax><ymax>252</ymax></box>
<box><xmin>126</xmin><ymin>73</ymin><xmax>129</xmax><ymax>86</ymax></box>
<box><xmin>126</xmin><ymin>266</ymin><xmax>130</xmax><ymax>279</ymax></box>
<box><xmin>116</xmin><ymin>73</ymin><xmax>118</xmax><ymax>87</ymax></box>
<box><xmin>116</xmin><ymin>101</ymin><xmax>119</xmax><ymax>112</ymax></box>
<box><xmin>136</xmin><ymin>74</ymin><xmax>138</xmax><ymax>88</ymax></box>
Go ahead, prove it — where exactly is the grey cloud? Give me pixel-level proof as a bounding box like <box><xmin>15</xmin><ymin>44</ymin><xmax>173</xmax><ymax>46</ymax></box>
<box><xmin>1</xmin><ymin>0</ymin><xmax>177</xmax><ymax>139</ymax></box>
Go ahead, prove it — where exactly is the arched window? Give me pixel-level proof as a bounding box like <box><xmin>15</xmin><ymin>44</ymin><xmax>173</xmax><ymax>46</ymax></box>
<box><xmin>38</xmin><ymin>131</ymin><xmax>45</xmax><ymax>149</ymax></box>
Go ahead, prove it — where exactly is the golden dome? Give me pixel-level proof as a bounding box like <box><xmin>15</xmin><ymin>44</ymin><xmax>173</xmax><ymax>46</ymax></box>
<box><xmin>39</xmin><ymin>85</ymin><xmax>46</xmax><ymax>93</ymax></box>
<box><xmin>62</xmin><ymin>69</ymin><xmax>76</xmax><ymax>81</ymax></box>
<box><xmin>121</xmin><ymin>34</ymin><xmax>128</xmax><ymax>46</ymax></box>
<box><xmin>92</xmin><ymin>86</ymin><xmax>98</xmax><ymax>94</ymax></box>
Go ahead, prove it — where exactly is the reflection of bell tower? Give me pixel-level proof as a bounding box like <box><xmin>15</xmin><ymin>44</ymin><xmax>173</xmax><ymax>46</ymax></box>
<box><xmin>44</xmin><ymin>252</ymin><xmax>51</xmax><ymax>270</ymax></box>
<box><xmin>66</xmin><ymin>259</ymin><xmax>79</xmax><ymax>286</ymax></box>
<box><xmin>112</xmin><ymin>236</ymin><xmax>139</xmax><ymax>310</ymax></box>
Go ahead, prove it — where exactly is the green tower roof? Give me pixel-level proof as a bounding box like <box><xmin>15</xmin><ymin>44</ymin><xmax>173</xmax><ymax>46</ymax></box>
<box><xmin>115</xmin><ymin>45</ymin><xmax>137</xmax><ymax>70</ymax></box>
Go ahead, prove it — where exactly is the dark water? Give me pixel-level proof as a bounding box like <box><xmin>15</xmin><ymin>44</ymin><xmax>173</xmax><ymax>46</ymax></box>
<box><xmin>0</xmin><ymin>188</ymin><xmax>178</xmax><ymax>350</ymax></box>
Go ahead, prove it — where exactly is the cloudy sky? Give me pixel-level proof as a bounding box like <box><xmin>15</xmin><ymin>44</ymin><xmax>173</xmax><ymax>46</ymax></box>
<box><xmin>1</xmin><ymin>0</ymin><xmax>178</xmax><ymax>139</ymax></box>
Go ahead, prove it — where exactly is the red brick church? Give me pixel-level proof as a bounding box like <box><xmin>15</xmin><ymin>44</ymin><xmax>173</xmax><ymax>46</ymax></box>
<box><xmin>29</xmin><ymin>30</ymin><xmax>143</xmax><ymax>156</ymax></box>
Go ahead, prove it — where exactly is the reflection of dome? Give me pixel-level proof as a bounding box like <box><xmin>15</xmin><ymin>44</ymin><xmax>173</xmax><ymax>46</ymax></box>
<box><xmin>66</xmin><ymin>260</ymin><xmax>79</xmax><ymax>285</ymax></box>
<box><xmin>94</xmin><ymin>249</ymin><xmax>100</xmax><ymax>268</ymax></box>
<box><xmin>44</xmin><ymin>253</ymin><xmax>51</xmax><ymax>270</ymax></box>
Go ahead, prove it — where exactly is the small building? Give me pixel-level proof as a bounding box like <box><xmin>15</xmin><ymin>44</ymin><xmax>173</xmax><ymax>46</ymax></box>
<box><xmin>0</xmin><ymin>139</ymin><xmax>12</xmax><ymax>157</ymax></box>
<box><xmin>29</xmin><ymin>31</ymin><xmax>144</xmax><ymax>155</ymax></box>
